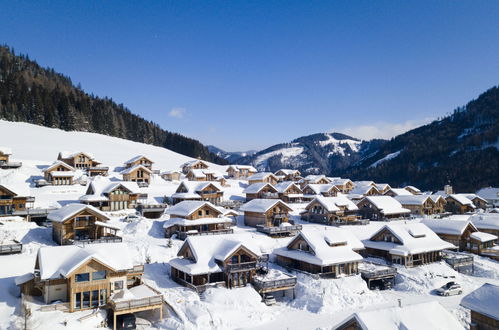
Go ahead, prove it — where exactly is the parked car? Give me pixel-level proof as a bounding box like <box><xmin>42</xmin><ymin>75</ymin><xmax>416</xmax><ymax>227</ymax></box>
<box><xmin>263</xmin><ymin>294</ymin><xmax>276</xmax><ymax>306</ymax></box>
<box><xmin>108</xmin><ymin>312</ymin><xmax>136</xmax><ymax>329</ymax></box>
<box><xmin>436</xmin><ymin>282</ymin><xmax>462</xmax><ymax>296</ymax></box>
<box><xmin>124</xmin><ymin>214</ymin><xmax>141</xmax><ymax>222</ymax></box>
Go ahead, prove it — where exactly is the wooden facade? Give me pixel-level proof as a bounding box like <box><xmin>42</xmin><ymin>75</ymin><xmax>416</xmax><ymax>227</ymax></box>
<box><xmin>356</xmin><ymin>198</ymin><xmax>409</xmax><ymax>221</ymax></box>
<box><xmin>51</xmin><ymin>208</ymin><xmax>119</xmax><ymax>245</ymax></box>
<box><xmin>173</xmin><ymin>182</ymin><xmax>223</xmax><ymax>204</ymax></box>
<box><xmin>122</xmin><ymin>165</ymin><xmax>152</xmax><ymax>184</ymax></box>
<box><xmin>227</xmin><ymin>166</ymin><xmax>257</xmax><ymax>179</ymax></box>
<box><xmin>182</xmin><ymin>160</ymin><xmax>209</xmax><ymax>174</ymax></box>
<box><xmin>445</xmin><ymin>195</ymin><xmax>476</xmax><ymax>214</ymax></box>
<box><xmin>243</xmin><ymin>201</ymin><xmax>292</xmax><ymax>228</ymax></box>
<box><xmin>248</xmin><ymin>173</ymin><xmax>279</xmax><ymax>185</ymax></box>
<box><xmin>0</xmin><ymin>185</ymin><xmax>33</xmax><ymax>216</ymax></box>
<box><xmin>125</xmin><ymin>156</ymin><xmax>153</xmax><ymax>170</ymax></box>
<box><xmin>301</xmin><ymin>199</ymin><xmax>359</xmax><ymax>224</ymax></box>
<box><xmin>277</xmin><ymin>184</ymin><xmax>303</xmax><ymax>203</ymax></box>
<box><xmin>245</xmin><ymin>184</ymin><xmax>279</xmax><ymax>201</ymax></box>
<box><xmin>274</xmin><ymin>170</ymin><xmax>301</xmax><ymax>182</ymax></box>
<box><xmin>58</xmin><ymin>152</ymin><xmax>100</xmax><ymax>170</ymax></box>
<box><xmin>81</xmin><ymin>185</ymin><xmax>139</xmax><ymax>211</ymax></box>
<box><xmin>44</xmin><ymin>162</ymin><xmax>75</xmax><ymax>185</ymax></box>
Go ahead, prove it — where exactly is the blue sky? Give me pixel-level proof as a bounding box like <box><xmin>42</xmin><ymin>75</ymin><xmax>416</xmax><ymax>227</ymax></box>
<box><xmin>1</xmin><ymin>1</ymin><xmax>498</xmax><ymax>150</ymax></box>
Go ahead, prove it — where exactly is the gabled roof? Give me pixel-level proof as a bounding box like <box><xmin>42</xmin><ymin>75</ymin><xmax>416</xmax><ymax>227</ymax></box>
<box><xmin>476</xmin><ymin>187</ymin><xmax>499</xmax><ymax>201</ymax></box>
<box><xmin>303</xmin><ymin>184</ymin><xmax>338</xmax><ymax>195</ymax></box>
<box><xmin>420</xmin><ymin>219</ymin><xmax>477</xmax><ymax>236</ymax></box>
<box><xmin>329</xmin><ymin>178</ymin><xmax>353</xmax><ymax>186</ymax></box>
<box><xmin>124</xmin><ymin>155</ymin><xmax>154</xmax><ymax>165</ymax></box>
<box><xmin>160</xmin><ymin>170</ymin><xmax>181</xmax><ymax>175</ymax></box>
<box><xmin>239</xmin><ymin>199</ymin><xmax>292</xmax><ymax>213</ymax></box>
<box><xmin>307</xmin><ymin>196</ymin><xmax>340</xmax><ymax>212</ymax></box>
<box><xmin>0</xmin><ymin>184</ymin><xmax>19</xmax><ymax>197</ymax></box>
<box><xmin>36</xmin><ymin>243</ymin><xmax>133</xmax><ymax>280</ymax></box>
<box><xmin>274</xmin><ymin>181</ymin><xmax>302</xmax><ymax>194</ymax></box>
<box><xmin>335</xmin><ymin>301</ymin><xmax>464</xmax><ymax>330</ymax></box>
<box><xmin>175</xmin><ymin>181</ymin><xmax>222</xmax><ymax>194</ymax></box>
<box><xmin>243</xmin><ymin>182</ymin><xmax>277</xmax><ymax>194</ymax></box>
<box><xmin>307</xmin><ymin>195</ymin><xmax>358</xmax><ymax>212</ymax></box>
<box><xmin>428</xmin><ymin>194</ymin><xmax>446</xmax><ymax>203</ymax></box>
<box><xmin>47</xmin><ymin>203</ymin><xmax>110</xmax><ymax>223</ymax></box>
<box><xmin>365</xmin><ymin>222</ymin><xmax>455</xmax><ymax>256</ymax></box>
<box><xmin>274</xmin><ymin>228</ymin><xmax>363</xmax><ymax>266</ymax></box>
<box><xmin>121</xmin><ymin>164</ymin><xmax>153</xmax><ymax>175</ymax></box>
<box><xmin>188</xmin><ymin>168</ymin><xmax>224</xmax><ymax>180</ymax></box>
<box><xmin>375</xmin><ymin>183</ymin><xmax>391</xmax><ymax>191</ymax></box>
<box><xmin>385</xmin><ymin>188</ymin><xmax>413</xmax><ymax>196</ymax></box>
<box><xmin>404</xmin><ymin>185</ymin><xmax>421</xmax><ymax>193</ymax></box>
<box><xmin>0</xmin><ymin>146</ymin><xmax>12</xmax><ymax>155</ymax></box>
<box><xmin>166</xmin><ymin>201</ymin><xmax>222</xmax><ymax>218</ymax></box>
<box><xmin>302</xmin><ymin>174</ymin><xmax>331</xmax><ymax>184</ymax></box>
<box><xmin>182</xmin><ymin>159</ymin><xmax>208</xmax><ymax>168</ymax></box>
<box><xmin>80</xmin><ymin>177</ymin><xmax>140</xmax><ymax>202</ymax></box>
<box><xmin>359</xmin><ymin>196</ymin><xmax>410</xmax><ymax>215</ymax></box>
<box><xmin>350</xmin><ymin>184</ymin><xmax>379</xmax><ymax>195</ymax></box>
<box><xmin>446</xmin><ymin>194</ymin><xmax>476</xmax><ymax>207</ymax></box>
<box><xmin>227</xmin><ymin>165</ymin><xmax>257</xmax><ymax>172</ymax></box>
<box><xmin>461</xmin><ymin>283</ymin><xmax>499</xmax><ymax>321</ymax></box>
<box><xmin>275</xmin><ymin>169</ymin><xmax>300</xmax><ymax>176</ymax></box>
<box><xmin>354</xmin><ymin>180</ymin><xmax>375</xmax><ymax>186</ymax></box>
<box><xmin>469</xmin><ymin>213</ymin><xmax>499</xmax><ymax>231</ymax></box>
<box><xmin>58</xmin><ymin>151</ymin><xmax>95</xmax><ymax>160</ymax></box>
<box><xmin>43</xmin><ymin>160</ymin><xmax>75</xmax><ymax>173</ymax></box>
<box><xmin>394</xmin><ymin>195</ymin><xmax>431</xmax><ymax>206</ymax></box>
<box><xmin>247</xmin><ymin>172</ymin><xmax>278</xmax><ymax>181</ymax></box>
<box><xmin>170</xmin><ymin>234</ymin><xmax>264</xmax><ymax>275</ymax></box>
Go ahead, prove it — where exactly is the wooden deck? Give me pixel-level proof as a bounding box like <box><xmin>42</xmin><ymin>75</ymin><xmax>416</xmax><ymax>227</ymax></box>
<box><xmin>256</xmin><ymin>224</ymin><xmax>302</xmax><ymax>236</ymax></box>
<box><xmin>252</xmin><ymin>273</ymin><xmax>297</xmax><ymax>294</ymax></box>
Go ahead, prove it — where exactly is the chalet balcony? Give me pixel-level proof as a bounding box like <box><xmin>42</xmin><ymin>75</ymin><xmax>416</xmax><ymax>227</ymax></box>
<box><xmin>0</xmin><ymin>240</ymin><xmax>22</xmax><ymax>255</ymax></box>
<box><xmin>177</xmin><ymin>228</ymin><xmax>234</xmax><ymax>240</ymax></box>
<box><xmin>256</xmin><ymin>224</ymin><xmax>302</xmax><ymax>236</ymax></box>
<box><xmin>358</xmin><ymin>262</ymin><xmax>397</xmax><ymax>280</ymax></box>
<box><xmin>261</xmin><ymin>192</ymin><xmax>279</xmax><ymax>199</ymax></box>
<box><xmin>69</xmin><ymin>236</ymin><xmax>122</xmax><ymax>246</ymax></box>
<box><xmin>252</xmin><ymin>273</ymin><xmax>297</xmax><ymax>293</ymax></box>
<box><xmin>0</xmin><ymin>161</ymin><xmax>22</xmax><ymax>169</ymax></box>
<box><xmin>109</xmin><ymin>287</ymin><xmax>163</xmax><ymax>313</ymax></box>
<box><xmin>225</xmin><ymin>261</ymin><xmax>258</xmax><ymax>273</ymax></box>
<box><xmin>136</xmin><ymin>203</ymin><xmax>168</xmax><ymax>212</ymax></box>
<box><xmin>271</xmin><ymin>212</ymin><xmax>288</xmax><ymax>219</ymax></box>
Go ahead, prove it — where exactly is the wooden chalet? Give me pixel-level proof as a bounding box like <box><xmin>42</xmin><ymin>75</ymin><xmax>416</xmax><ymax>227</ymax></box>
<box><xmin>243</xmin><ymin>183</ymin><xmax>278</xmax><ymax>201</ymax></box>
<box><xmin>274</xmin><ymin>181</ymin><xmax>303</xmax><ymax>203</ymax></box>
<box><xmin>58</xmin><ymin>151</ymin><xmax>108</xmax><ymax>176</ymax></box>
<box><xmin>349</xmin><ymin>184</ymin><xmax>380</xmax><ymax>197</ymax></box>
<box><xmin>335</xmin><ymin>301</ymin><xmax>463</xmax><ymax>330</ymax></box>
<box><xmin>384</xmin><ymin>188</ymin><xmax>413</xmax><ymax>197</ymax></box>
<box><xmin>375</xmin><ymin>183</ymin><xmax>392</xmax><ymax>195</ymax></box>
<box><xmin>48</xmin><ymin>204</ymin><xmax>121</xmax><ymax>245</ymax></box>
<box><xmin>43</xmin><ymin>161</ymin><xmax>76</xmax><ymax>185</ymax></box>
<box><xmin>79</xmin><ymin>178</ymin><xmax>141</xmax><ymax>211</ymax></box>
<box><xmin>247</xmin><ymin>172</ymin><xmax>279</xmax><ymax>185</ymax></box>
<box><xmin>299</xmin><ymin>175</ymin><xmax>331</xmax><ymax>188</ymax></box>
<box><xmin>274</xmin><ymin>169</ymin><xmax>301</xmax><ymax>182</ymax></box>
<box><xmin>226</xmin><ymin>165</ymin><xmax>257</xmax><ymax>179</ymax></box>
<box><xmin>124</xmin><ymin>155</ymin><xmax>154</xmax><ymax>170</ymax></box>
<box><xmin>181</xmin><ymin>159</ymin><xmax>209</xmax><ymax>174</ymax></box>
<box><xmin>0</xmin><ymin>184</ymin><xmax>34</xmax><ymax>217</ymax></box>
<box><xmin>16</xmin><ymin>243</ymin><xmax>163</xmax><ymax>330</ymax></box>
<box><xmin>274</xmin><ymin>228</ymin><xmax>364</xmax><ymax>277</ymax></box>
<box><xmin>240</xmin><ymin>199</ymin><xmax>301</xmax><ymax>236</ymax></box>
<box><xmin>394</xmin><ymin>195</ymin><xmax>440</xmax><ymax>215</ymax></box>
<box><xmin>302</xmin><ymin>184</ymin><xmax>339</xmax><ymax>199</ymax></box>
<box><xmin>460</xmin><ymin>283</ymin><xmax>499</xmax><ymax>330</ymax></box>
<box><xmin>428</xmin><ymin>195</ymin><xmax>447</xmax><ymax>214</ymax></box>
<box><xmin>421</xmin><ymin>219</ymin><xmax>497</xmax><ymax>257</ymax></box>
<box><xmin>160</xmin><ymin>170</ymin><xmax>181</xmax><ymax>181</ymax></box>
<box><xmin>121</xmin><ymin>165</ymin><xmax>152</xmax><ymax>184</ymax></box>
<box><xmin>357</xmin><ymin>196</ymin><xmax>411</xmax><ymax>221</ymax></box>
<box><xmin>163</xmin><ymin>201</ymin><xmax>233</xmax><ymax>239</ymax></box>
<box><xmin>404</xmin><ymin>185</ymin><xmax>422</xmax><ymax>195</ymax></box>
<box><xmin>363</xmin><ymin>223</ymin><xmax>455</xmax><ymax>267</ymax></box>
<box><xmin>301</xmin><ymin>196</ymin><xmax>360</xmax><ymax>225</ymax></box>
<box><xmin>171</xmin><ymin>181</ymin><xmax>223</xmax><ymax>205</ymax></box>
<box><xmin>0</xmin><ymin>147</ymin><xmax>22</xmax><ymax>168</ymax></box>
<box><xmin>170</xmin><ymin>235</ymin><xmax>264</xmax><ymax>290</ymax></box>
<box><xmin>329</xmin><ymin>178</ymin><xmax>354</xmax><ymax>193</ymax></box>
<box><xmin>186</xmin><ymin>168</ymin><xmax>227</xmax><ymax>186</ymax></box>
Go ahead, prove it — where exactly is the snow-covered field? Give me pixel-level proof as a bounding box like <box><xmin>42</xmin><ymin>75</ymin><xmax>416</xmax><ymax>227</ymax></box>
<box><xmin>1</xmin><ymin>121</ymin><xmax>498</xmax><ymax>329</ymax></box>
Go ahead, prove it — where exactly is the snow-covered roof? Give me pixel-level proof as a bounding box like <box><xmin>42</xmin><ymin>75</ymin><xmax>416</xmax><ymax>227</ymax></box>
<box><xmin>304</xmin><ymin>184</ymin><xmax>337</xmax><ymax>195</ymax></box>
<box><xmin>47</xmin><ymin>203</ymin><xmax>110</xmax><ymax>223</ymax></box>
<box><xmin>80</xmin><ymin>177</ymin><xmax>140</xmax><ymax>202</ymax></box>
<box><xmin>36</xmin><ymin>243</ymin><xmax>134</xmax><ymax>280</ymax></box>
<box><xmin>274</xmin><ymin>181</ymin><xmax>302</xmax><ymax>194</ymax></box>
<box><xmin>364</xmin><ymin>222</ymin><xmax>455</xmax><ymax>256</ymax></box>
<box><xmin>428</xmin><ymin>194</ymin><xmax>446</xmax><ymax>203</ymax></box>
<box><xmin>386</xmin><ymin>188</ymin><xmax>412</xmax><ymax>196</ymax></box>
<box><xmin>43</xmin><ymin>160</ymin><xmax>75</xmax><ymax>173</ymax></box>
<box><xmin>360</xmin><ymin>196</ymin><xmax>411</xmax><ymax>215</ymax></box>
<box><xmin>163</xmin><ymin>217</ymin><xmax>233</xmax><ymax>229</ymax></box>
<box><xmin>58</xmin><ymin>151</ymin><xmax>95</xmax><ymax>160</ymax></box>
<box><xmin>404</xmin><ymin>185</ymin><xmax>421</xmax><ymax>193</ymax></box>
<box><xmin>124</xmin><ymin>155</ymin><xmax>153</xmax><ymax>165</ymax></box>
<box><xmin>166</xmin><ymin>201</ymin><xmax>221</xmax><ymax>218</ymax></box>
<box><xmin>274</xmin><ymin>227</ymin><xmax>363</xmax><ymax>266</ymax></box>
<box><xmin>476</xmin><ymin>187</ymin><xmax>499</xmax><ymax>201</ymax></box>
<box><xmin>329</xmin><ymin>178</ymin><xmax>352</xmax><ymax>186</ymax></box>
<box><xmin>447</xmin><ymin>194</ymin><xmax>475</xmax><ymax>207</ymax></box>
<box><xmin>239</xmin><ymin>199</ymin><xmax>292</xmax><ymax>213</ymax></box>
<box><xmin>0</xmin><ymin>146</ymin><xmax>12</xmax><ymax>155</ymax></box>
<box><xmin>461</xmin><ymin>283</ymin><xmax>499</xmax><ymax>321</ymax></box>
<box><xmin>350</xmin><ymin>184</ymin><xmax>378</xmax><ymax>195</ymax></box>
<box><xmin>335</xmin><ymin>301</ymin><xmax>464</xmax><ymax>330</ymax></box>
<box><xmin>247</xmin><ymin>172</ymin><xmax>277</xmax><ymax>181</ymax></box>
<box><xmin>175</xmin><ymin>181</ymin><xmax>223</xmax><ymax>197</ymax></box>
<box><xmin>275</xmin><ymin>169</ymin><xmax>300</xmax><ymax>176</ymax></box>
<box><xmin>375</xmin><ymin>183</ymin><xmax>391</xmax><ymax>191</ymax></box>
<box><xmin>160</xmin><ymin>170</ymin><xmax>181</xmax><ymax>175</ymax></box>
<box><xmin>181</xmin><ymin>159</ymin><xmax>208</xmax><ymax>168</ymax></box>
<box><xmin>308</xmin><ymin>195</ymin><xmax>359</xmax><ymax>212</ymax></box>
<box><xmin>169</xmin><ymin>235</ymin><xmax>264</xmax><ymax>275</ymax></box>
<box><xmin>354</xmin><ymin>180</ymin><xmax>375</xmax><ymax>186</ymax></box>
<box><xmin>470</xmin><ymin>231</ymin><xmax>497</xmax><ymax>242</ymax></box>
<box><xmin>394</xmin><ymin>195</ymin><xmax>431</xmax><ymax>206</ymax></box>
<box><xmin>470</xmin><ymin>213</ymin><xmax>499</xmax><ymax>231</ymax></box>
<box><xmin>110</xmin><ymin>284</ymin><xmax>159</xmax><ymax>302</ymax></box>
<box><xmin>302</xmin><ymin>174</ymin><xmax>331</xmax><ymax>184</ymax></box>
<box><xmin>420</xmin><ymin>219</ymin><xmax>476</xmax><ymax>236</ymax></box>
<box><xmin>228</xmin><ymin>165</ymin><xmax>257</xmax><ymax>172</ymax></box>
<box><xmin>243</xmin><ymin>182</ymin><xmax>277</xmax><ymax>194</ymax></box>
<box><xmin>121</xmin><ymin>164</ymin><xmax>153</xmax><ymax>175</ymax></box>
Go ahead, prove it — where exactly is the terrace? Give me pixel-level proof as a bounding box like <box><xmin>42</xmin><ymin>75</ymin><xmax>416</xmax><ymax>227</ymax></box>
<box><xmin>252</xmin><ymin>270</ymin><xmax>297</xmax><ymax>295</ymax></box>
<box><xmin>0</xmin><ymin>240</ymin><xmax>22</xmax><ymax>255</ymax></box>
<box><xmin>256</xmin><ymin>224</ymin><xmax>302</xmax><ymax>236</ymax></box>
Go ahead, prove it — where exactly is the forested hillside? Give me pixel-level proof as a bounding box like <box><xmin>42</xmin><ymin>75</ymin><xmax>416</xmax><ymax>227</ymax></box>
<box><xmin>0</xmin><ymin>46</ymin><xmax>227</xmax><ymax>164</ymax></box>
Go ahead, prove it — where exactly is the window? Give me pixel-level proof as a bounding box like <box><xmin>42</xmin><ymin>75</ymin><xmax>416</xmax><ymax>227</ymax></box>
<box><xmin>231</xmin><ymin>255</ymin><xmax>239</xmax><ymax>264</ymax></box>
<box><xmin>82</xmin><ymin>291</ymin><xmax>90</xmax><ymax>308</ymax></box>
<box><xmin>114</xmin><ymin>280</ymin><xmax>124</xmax><ymax>290</ymax></box>
<box><xmin>74</xmin><ymin>292</ymin><xmax>81</xmax><ymax>309</ymax></box>
<box><xmin>198</xmin><ymin>210</ymin><xmax>202</xmax><ymax>216</ymax></box>
<box><xmin>75</xmin><ymin>273</ymin><xmax>90</xmax><ymax>282</ymax></box>
<box><xmin>91</xmin><ymin>290</ymin><xmax>99</xmax><ymax>307</ymax></box>
<box><xmin>92</xmin><ymin>270</ymin><xmax>106</xmax><ymax>280</ymax></box>
<box><xmin>206</xmin><ymin>209</ymin><xmax>210</xmax><ymax>215</ymax></box>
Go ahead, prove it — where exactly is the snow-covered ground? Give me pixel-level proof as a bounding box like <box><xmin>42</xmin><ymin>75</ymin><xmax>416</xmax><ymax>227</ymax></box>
<box><xmin>1</xmin><ymin>121</ymin><xmax>498</xmax><ymax>329</ymax></box>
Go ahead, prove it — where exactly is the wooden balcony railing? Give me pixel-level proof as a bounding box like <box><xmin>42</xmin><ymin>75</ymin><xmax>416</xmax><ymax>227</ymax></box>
<box><xmin>225</xmin><ymin>261</ymin><xmax>257</xmax><ymax>273</ymax></box>
<box><xmin>252</xmin><ymin>276</ymin><xmax>297</xmax><ymax>291</ymax></box>
<box><xmin>110</xmin><ymin>295</ymin><xmax>163</xmax><ymax>312</ymax></box>
<box><xmin>256</xmin><ymin>224</ymin><xmax>302</xmax><ymax>234</ymax></box>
